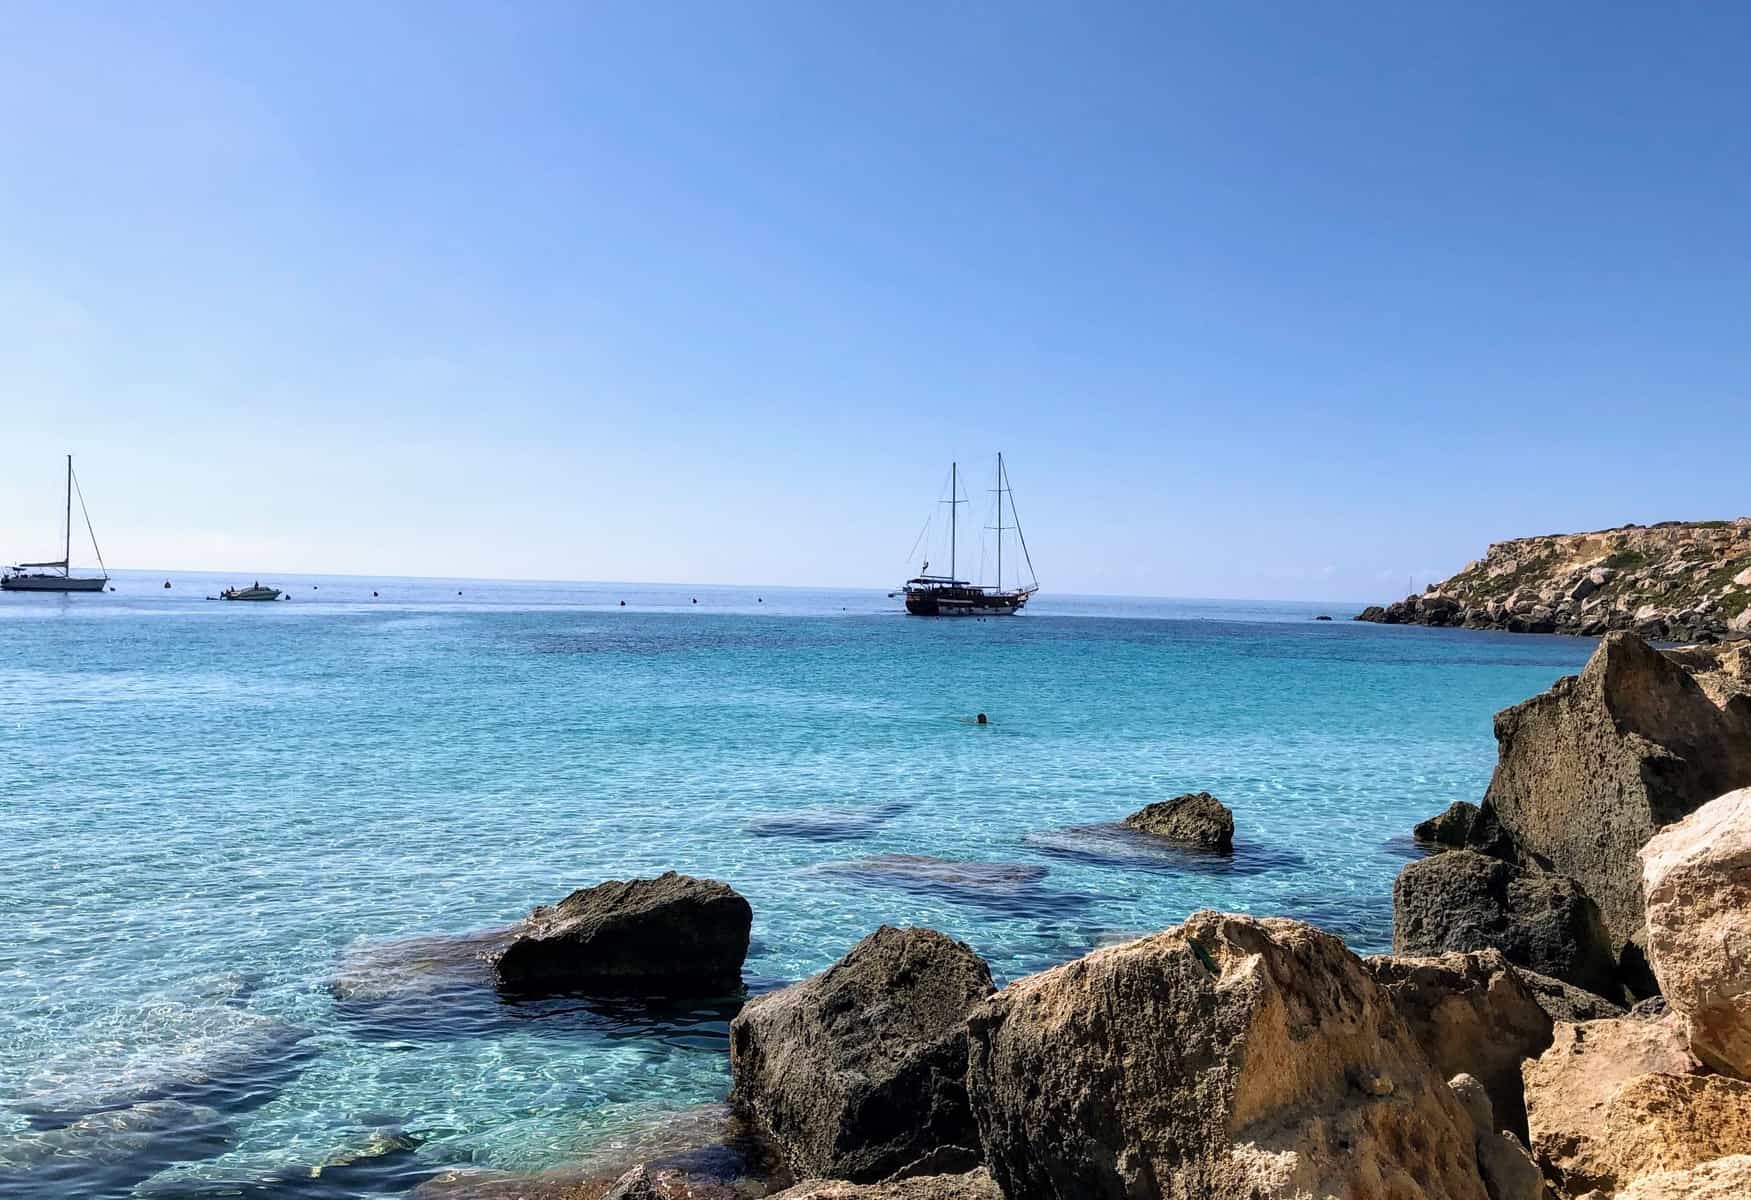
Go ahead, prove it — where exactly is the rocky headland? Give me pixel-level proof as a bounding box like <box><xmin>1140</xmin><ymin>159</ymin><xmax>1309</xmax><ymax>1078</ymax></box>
<box><xmin>356</xmin><ymin>633</ymin><xmax>1751</xmax><ymax>1200</ymax></box>
<box><xmin>1357</xmin><ymin>518</ymin><xmax>1751</xmax><ymax>640</ymax></box>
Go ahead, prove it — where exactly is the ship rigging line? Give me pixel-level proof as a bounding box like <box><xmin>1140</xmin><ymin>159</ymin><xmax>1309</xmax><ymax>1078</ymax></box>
<box><xmin>1003</xmin><ymin>458</ymin><xmax>1039</xmax><ymax>588</ymax></box>
<box><xmin>71</xmin><ymin>465</ymin><xmax>107</xmax><ymax>576</ymax></box>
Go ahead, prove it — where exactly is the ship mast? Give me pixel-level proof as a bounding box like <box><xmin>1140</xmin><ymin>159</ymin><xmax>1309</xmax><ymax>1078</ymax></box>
<box><xmin>995</xmin><ymin>453</ymin><xmax>1003</xmax><ymax>590</ymax></box>
<box><xmin>63</xmin><ymin>454</ymin><xmax>72</xmax><ymax>574</ymax></box>
<box><xmin>950</xmin><ymin>462</ymin><xmax>958</xmax><ymax>582</ymax></box>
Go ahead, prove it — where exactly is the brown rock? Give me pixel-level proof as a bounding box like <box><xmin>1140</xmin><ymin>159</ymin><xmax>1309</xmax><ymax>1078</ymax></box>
<box><xmin>1415</xmin><ymin>801</ymin><xmax>1480</xmax><ymax>848</ymax></box>
<box><xmin>1365</xmin><ymin>949</ymin><xmax>1553</xmax><ymax>1139</ymax></box>
<box><xmin>1510</xmin><ymin>968</ymin><xmax>1625</xmax><ymax>1025</ymax></box>
<box><xmin>768</xmin><ymin>1171</ymin><xmax>1001</xmax><ymax>1200</ymax></box>
<box><xmin>1122</xmin><ymin>792</ymin><xmax>1235</xmax><ymax>851</ymax></box>
<box><xmin>1392</xmin><ymin>850</ymin><xmax>1620</xmax><ymax>999</ymax></box>
<box><xmin>1616</xmin><ymin>1154</ymin><xmax>1751</xmax><ymax>1200</ymax></box>
<box><xmin>1640</xmin><ymin>787</ymin><xmax>1751</xmax><ymax>1079</ymax></box>
<box><xmin>729</xmin><ymin>927</ymin><xmax>994</xmax><ymax>1184</ymax></box>
<box><xmin>1601</xmin><ymin>1074</ymin><xmax>1751</xmax><ymax>1187</ymax></box>
<box><xmin>492</xmin><ymin>873</ymin><xmax>752</xmax><ymax>996</ymax></box>
<box><xmin>1521</xmin><ymin>1016</ymin><xmax>1702</xmax><ymax>1195</ymax></box>
<box><xmin>1447</xmin><ymin>1074</ymin><xmax>1549</xmax><ymax>1200</ymax></box>
<box><xmin>1472</xmin><ymin>634</ymin><xmax>1751</xmax><ymax>965</ymax></box>
<box><xmin>966</xmin><ymin>911</ymin><xmax>1488</xmax><ymax>1200</ymax></box>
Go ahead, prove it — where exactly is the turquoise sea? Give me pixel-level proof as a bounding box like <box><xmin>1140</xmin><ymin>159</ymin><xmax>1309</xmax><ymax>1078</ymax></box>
<box><xmin>0</xmin><ymin>571</ymin><xmax>1594</xmax><ymax>1198</ymax></box>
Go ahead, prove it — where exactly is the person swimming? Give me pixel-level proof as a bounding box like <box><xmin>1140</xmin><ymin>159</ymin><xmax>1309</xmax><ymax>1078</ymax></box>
<box><xmin>976</xmin><ymin>713</ymin><xmax>988</xmax><ymax>725</ymax></box>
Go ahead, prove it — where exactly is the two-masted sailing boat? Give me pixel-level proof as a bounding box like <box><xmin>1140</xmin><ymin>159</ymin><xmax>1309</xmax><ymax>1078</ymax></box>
<box><xmin>901</xmin><ymin>453</ymin><xmax>1038</xmax><ymax>616</ymax></box>
<box><xmin>2</xmin><ymin>455</ymin><xmax>109</xmax><ymax>593</ymax></box>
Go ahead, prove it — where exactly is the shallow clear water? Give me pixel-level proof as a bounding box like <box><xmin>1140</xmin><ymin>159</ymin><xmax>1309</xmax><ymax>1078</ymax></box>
<box><xmin>0</xmin><ymin>571</ymin><xmax>1594</xmax><ymax>1197</ymax></box>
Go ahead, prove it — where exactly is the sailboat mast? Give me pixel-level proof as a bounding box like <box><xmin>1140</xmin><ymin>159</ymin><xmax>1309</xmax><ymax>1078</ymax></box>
<box><xmin>995</xmin><ymin>453</ymin><xmax>1003</xmax><ymax>591</ymax></box>
<box><xmin>950</xmin><ymin>461</ymin><xmax>957</xmax><ymax>582</ymax></box>
<box><xmin>64</xmin><ymin>454</ymin><xmax>72</xmax><ymax>572</ymax></box>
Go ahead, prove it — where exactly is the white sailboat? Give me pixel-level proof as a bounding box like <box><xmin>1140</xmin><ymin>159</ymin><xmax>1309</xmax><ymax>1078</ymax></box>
<box><xmin>2</xmin><ymin>455</ymin><xmax>110</xmax><ymax>593</ymax></box>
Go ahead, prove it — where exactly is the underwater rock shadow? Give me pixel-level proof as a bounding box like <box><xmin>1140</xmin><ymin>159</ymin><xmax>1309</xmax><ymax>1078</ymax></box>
<box><xmin>0</xmin><ymin>1099</ymin><xmax>234</xmax><ymax>1200</ymax></box>
<box><xmin>743</xmin><ymin>800</ymin><xmax>913</xmax><ymax>843</ymax></box>
<box><xmin>327</xmin><ymin>928</ymin><xmax>745</xmax><ymax>1045</ymax></box>
<box><xmin>811</xmin><ymin>854</ymin><xmax>1099</xmax><ymax>919</ymax></box>
<box><xmin>13</xmin><ymin>1020</ymin><xmax>317</xmax><ymax>1130</ymax></box>
<box><xmin>131</xmin><ymin>1123</ymin><xmax>446</xmax><ymax>1200</ymax></box>
<box><xmin>1021</xmin><ymin>823</ymin><xmax>1308</xmax><ymax>877</ymax></box>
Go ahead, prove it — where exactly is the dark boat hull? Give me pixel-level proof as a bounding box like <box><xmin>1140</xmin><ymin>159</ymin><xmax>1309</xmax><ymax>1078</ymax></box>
<box><xmin>2</xmin><ymin>574</ymin><xmax>108</xmax><ymax>592</ymax></box>
<box><xmin>903</xmin><ymin>586</ymin><xmax>1031</xmax><ymax>616</ymax></box>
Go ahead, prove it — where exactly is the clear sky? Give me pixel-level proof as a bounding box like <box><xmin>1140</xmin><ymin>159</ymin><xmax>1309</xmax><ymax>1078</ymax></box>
<box><xmin>2</xmin><ymin>3</ymin><xmax>1746</xmax><ymax>601</ymax></box>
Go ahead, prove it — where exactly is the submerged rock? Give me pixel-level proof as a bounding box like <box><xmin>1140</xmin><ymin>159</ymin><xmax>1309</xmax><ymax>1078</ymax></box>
<box><xmin>812</xmin><ymin>856</ymin><xmax>1092</xmax><ymax>918</ymax></box>
<box><xmin>966</xmin><ymin>910</ymin><xmax>1488</xmax><ymax>1200</ymax></box>
<box><xmin>0</xmin><ymin>1100</ymin><xmax>232</xmax><ymax>1198</ymax></box>
<box><xmin>1473</xmin><ymin>633</ymin><xmax>1751</xmax><ymax>963</ymax></box>
<box><xmin>1393</xmin><ymin>849</ymin><xmax>1620</xmax><ymax>998</ymax></box>
<box><xmin>745</xmin><ymin>802</ymin><xmax>912</xmax><ymax>843</ymax></box>
<box><xmin>1640</xmin><ymin>787</ymin><xmax>1751</xmax><ymax>1078</ymax></box>
<box><xmin>493</xmin><ymin>872</ymin><xmax>752</xmax><ymax>996</ymax></box>
<box><xmin>1122</xmin><ymin>791</ymin><xmax>1235</xmax><ymax>851</ymax></box>
<box><xmin>730</xmin><ymin>927</ymin><xmax>994</xmax><ymax>1183</ymax></box>
<box><xmin>1365</xmin><ymin>948</ymin><xmax>1553</xmax><ymax>1139</ymax></box>
<box><xmin>1415</xmin><ymin>801</ymin><xmax>1480</xmax><ymax>848</ymax></box>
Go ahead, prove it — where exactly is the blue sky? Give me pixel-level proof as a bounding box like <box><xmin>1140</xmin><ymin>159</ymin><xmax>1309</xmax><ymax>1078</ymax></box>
<box><xmin>2</xmin><ymin>3</ymin><xmax>1746</xmax><ymax>600</ymax></box>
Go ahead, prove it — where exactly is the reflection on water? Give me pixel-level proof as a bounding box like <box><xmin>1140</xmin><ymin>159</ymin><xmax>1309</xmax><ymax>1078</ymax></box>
<box><xmin>0</xmin><ymin>575</ymin><xmax>1593</xmax><ymax>1196</ymax></box>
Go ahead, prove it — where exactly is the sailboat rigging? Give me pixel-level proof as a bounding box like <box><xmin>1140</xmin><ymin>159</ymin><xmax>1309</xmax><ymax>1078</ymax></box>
<box><xmin>900</xmin><ymin>453</ymin><xmax>1038</xmax><ymax>616</ymax></box>
<box><xmin>2</xmin><ymin>455</ymin><xmax>110</xmax><ymax>593</ymax></box>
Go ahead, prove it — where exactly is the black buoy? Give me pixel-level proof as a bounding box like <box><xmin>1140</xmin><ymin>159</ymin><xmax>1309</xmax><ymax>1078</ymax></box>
<box><xmin>692</xmin><ymin>597</ymin><xmax>698</xmax><ymax>604</ymax></box>
<box><xmin>372</xmin><ymin>591</ymin><xmax>379</xmax><ymax>597</ymax></box>
<box><xmin>619</xmin><ymin>600</ymin><xmax>626</xmax><ymax>606</ymax></box>
<box><xmin>976</xmin><ymin>712</ymin><xmax>989</xmax><ymax>725</ymax></box>
<box><xmin>163</xmin><ymin>580</ymin><xmax>171</xmax><ymax>588</ymax></box>
<box><xmin>457</xmin><ymin>590</ymin><xmax>463</xmax><ymax>596</ymax></box>
<box><xmin>109</xmin><ymin>586</ymin><xmax>116</xmax><ymax>592</ymax></box>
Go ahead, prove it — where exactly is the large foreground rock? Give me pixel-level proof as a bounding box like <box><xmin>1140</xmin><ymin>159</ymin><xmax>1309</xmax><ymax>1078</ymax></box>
<box><xmin>1617</xmin><ymin>1154</ymin><xmax>1751</xmax><ymax>1200</ymax></box>
<box><xmin>1446</xmin><ymin>1074</ymin><xmax>1547</xmax><ymax>1200</ymax></box>
<box><xmin>1521</xmin><ymin>1016</ymin><xmax>1707</xmax><ymax>1195</ymax></box>
<box><xmin>1365</xmin><ymin>949</ymin><xmax>1553</xmax><ymax>1139</ymax></box>
<box><xmin>1472</xmin><ymin>634</ymin><xmax>1751</xmax><ymax>961</ymax></box>
<box><xmin>730</xmin><ymin>927</ymin><xmax>994</xmax><ymax>1183</ymax></box>
<box><xmin>1393</xmin><ymin>850</ymin><xmax>1620</xmax><ymax>999</ymax></box>
<box><xmin>966</xmin><ymin>911</ymin><xmax>1488</xmax><ymax>1200</ymax></box>
<box><xmin>1641</xmin><ymin>787</ymin><xmax>1751</xmax><ymax>1078</ymax></box>
<box><xmin>492</xmin><ymin>873</ymin><xmax>752</xmax><ymax>995</ymax></box>
<box><xmin>1122</xmin><ymin>792</ymin><xmax>1235</xmax><ymax>851</ymax></box>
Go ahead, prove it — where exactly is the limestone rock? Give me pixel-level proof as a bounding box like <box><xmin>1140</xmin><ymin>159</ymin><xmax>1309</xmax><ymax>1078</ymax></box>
<box><xmin>768</xmin><ymin>1171</ymin><xmax>1002</xmax><ymax>1200</ymax></box>
<box><xmin>1521</xmin><ymin>1016</ymin><xmax>1702</xmax><ymax>1195</ymax></box>
<box><xmin>1448</xmin><ymin>1074</ymin><xmax>1548</xmax><ymax>1200</ymax></box>
<box><xmin>1642</xmin><ymin>787</ymin><xmax>1751</xmax><ymax>1079</ymax></box>
<box><xmin>1511</xmin><ymin>968</ymin><xmax>1625</xmax><ymax>1025</ymax></box>
<box><xmin>492</xmin><ymin>873</ymin><xmax>752</xmax><ymax>995</ymax></box>
<box><xmin>1415</xmin><ymin>801</ymin><xmax>1480</xmax><ymax>848</ymax></box>
<box><xmin>966</xmin><ymin>911</ymin><xmax>1488</xmax><ymax>1200</ymax></box>
<box><xmin>1472</xmin><ymin>634</ymin><xmax>1751</xmax><ymax>965</ymax></box>
<box><xmin>1122</xmin><ymin>792</ymin><xmax>1235</xmax><ymax>851</ymax></box>
<box><xmin>1393</xmin><ymin>850</ymin><xmax>1620</xmax><ymax>998</ymax></box>
<box><xmin>1616</xmin><ymin>1154</ymin><xmax>1751</xmax><ymax>1200</ymax></box>
<box><xmin>1366</xmin><ymin>949</ymin><xmax>1553</xmax><ymax>1138</ymax></box>
<box><xmin>729</xmin><ymin>927</ymin><xmax>994</xmax><ymax>1184</ymax></box>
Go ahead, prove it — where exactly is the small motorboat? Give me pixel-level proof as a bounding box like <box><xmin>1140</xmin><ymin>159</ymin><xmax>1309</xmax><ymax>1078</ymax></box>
<box><xmin>216</xmin><ymin>582</ymin><xmax>283</xmax><ymax>602</ymax></box>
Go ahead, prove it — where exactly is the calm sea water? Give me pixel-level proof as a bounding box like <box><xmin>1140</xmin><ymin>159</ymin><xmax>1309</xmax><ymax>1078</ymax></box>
<box><xmin>0</xmin><ymin>571</ymin><xmax>1593</xmax><ymax>1197</ymax></box>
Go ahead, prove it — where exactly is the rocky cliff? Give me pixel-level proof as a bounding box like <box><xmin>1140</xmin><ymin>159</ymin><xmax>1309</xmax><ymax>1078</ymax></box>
<box><xmin>1357</xmin><ymin>519</ymin><xmax>1751</xmax><ymax>641</ymax></box>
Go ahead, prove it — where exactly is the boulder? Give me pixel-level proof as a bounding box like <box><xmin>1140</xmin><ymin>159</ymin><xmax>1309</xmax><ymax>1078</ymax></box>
<box><xmin>1641</xmin><ymin>787</ymin><xmax>1751</xmax><ymax>1078</ymax></box>
<box><xmin>1392</xmin><ymin>850</ymin><xmax>1620</xmax><ymax>999</ymax></box>
<box><xmin>1365</xmin><ymin>949</ymin><xmax>1553</xmax><ymax>1139</ymax></box>
<box><xmin>1122</xmin><ymin>792</ymin><xmax>1234</xmax><ymax>851</ymax></box>
<box><xmin>1521</xmin><ymin>1016</ymin><xmax>1703</xmax><ymax>1195</ymax></box>
<box><xmin>1447</xmin><ymin>1074</ymin><xmax>1548</xmax><ymax>1200</ymax></box>
<box><xmin>729</xmin><ymin>927</ymin><xmax>994</xmax><ymax>1184</ymax></box>
<box><xmin>1415</xmin><ymin>801</ymin><xmax>1480</xmax><ymax>848</ymax></box>
<box><xmin>1617</xmin><ymin>1154</ymin><xmax>1751</xmax><ymax>1200</ymax></box>
<box><xmin>768</xmin><ymin>1172</ymin><xmax>1002</xmax><ymax>1200</ymax></box>
<box><xmin>1510</xmin><ymin>968</ymin><xmax>1625</xmax><ymax>1025</ymax></box>
<box><xmin>1471</xmin><ymin>634</ymin><xmax>1751</xmax><ymax>962</ymax></box>
<box><xmin>492</xmin><ymin>873</ymin><xmax>752</xmax><ymax>995</ymax></box>
<box><xmin>966</xmin><ymin>911</ymin><xmax>1488</xmax><ymax>1200</ymax></box>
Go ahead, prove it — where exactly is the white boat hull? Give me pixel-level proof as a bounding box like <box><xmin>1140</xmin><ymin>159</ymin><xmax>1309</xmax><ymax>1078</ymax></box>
<box><xmin>2</xmin><ymin>574</ymin><xmax>108</xmax><ymax>592</ymax></box>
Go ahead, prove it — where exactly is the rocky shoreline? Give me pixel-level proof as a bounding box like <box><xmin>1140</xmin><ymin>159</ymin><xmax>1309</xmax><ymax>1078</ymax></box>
<box><xmin>1356</xmin><ymin>518</ymin><xmax>1751</xmax><ymax>641</ymax></box>
<box><xmin>353</xmin><ymin>636</ymin><xmax>1751</xmax><ymax>1198</ymax></box>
